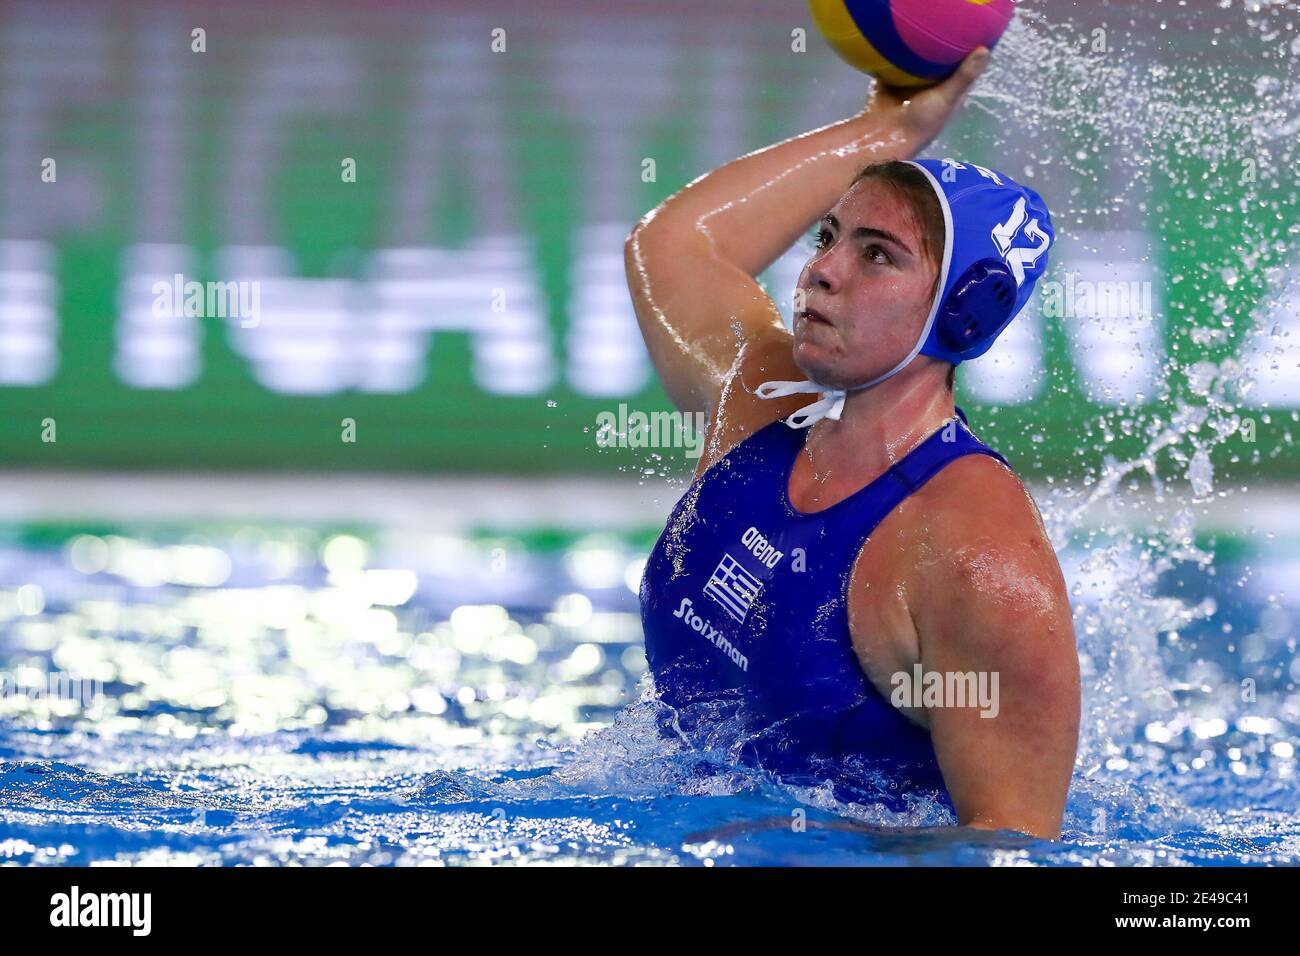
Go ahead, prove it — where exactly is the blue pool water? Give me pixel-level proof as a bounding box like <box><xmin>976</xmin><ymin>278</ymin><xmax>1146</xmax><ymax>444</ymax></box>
<box><xmin>1</xmin><ymin>496</ymin><xmax>1298</xmax><ymax>867</ymax></box>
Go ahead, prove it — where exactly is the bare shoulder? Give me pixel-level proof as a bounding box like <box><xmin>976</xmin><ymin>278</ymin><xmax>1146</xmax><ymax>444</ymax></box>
<box><xmin>850</xmin><ymin>452</ymin><xmax>1059</xmax><ymax>632</ymax></box>
<box><xmin>918</xmin><ymin>451</ymin><xmax>1053</xmax><ymax>548</ymax></box>
<box><xmin>692</xmin><ymin>327</ymin><xmax>805</xmax><ymax>477</ymax></box>
<box><xmin>907</xmin><ymin>451</ymin><xmax>1074</xmax><ymax>658</ymax></box>
<box><xmin>844</xmin><ymin>442</ymin><xmax>1075</xmax><ymax>725</ymax></box>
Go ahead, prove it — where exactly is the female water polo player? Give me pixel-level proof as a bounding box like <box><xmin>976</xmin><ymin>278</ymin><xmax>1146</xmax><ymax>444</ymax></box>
<box><xmin>627</xmin><ymin>49</ymin><xmax>1080</xmax><ymax>840</ymax></box>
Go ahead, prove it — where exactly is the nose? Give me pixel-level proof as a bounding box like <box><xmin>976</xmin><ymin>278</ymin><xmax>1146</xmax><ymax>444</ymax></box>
<box><xmin>807</xmin><ymin>243</ymin><xmax>847</xmax><ymax>294</ymax></box>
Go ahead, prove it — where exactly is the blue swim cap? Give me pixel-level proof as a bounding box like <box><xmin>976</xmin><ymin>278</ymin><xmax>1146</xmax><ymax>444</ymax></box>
<box><xmin>757</xmin><ymin>158</ymin><xmax>1054</xmax><ymax>427</ymax></box>
<box><xmin>906</xmin><ymin>158</ymin><xmax>1054</xmax><ymax>367</ymax></box>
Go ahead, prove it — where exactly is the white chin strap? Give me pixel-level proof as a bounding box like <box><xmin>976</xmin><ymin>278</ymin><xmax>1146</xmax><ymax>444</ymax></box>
<box><xmin>753</xmin><ymin>379</ymin><xmax>847</xmax><ymax>429</ymax></box>
<box><xmin>755</xmin><ymin>340</ymin><xmax>925</xmax><ymax>429</ymax></box>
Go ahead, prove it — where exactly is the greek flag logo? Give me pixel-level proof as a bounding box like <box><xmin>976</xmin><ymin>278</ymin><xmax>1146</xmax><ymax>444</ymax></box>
<box><xmin>703</xmin><ymin>552</ymin><xmax>762</xmax><ymax>624</ymax></box>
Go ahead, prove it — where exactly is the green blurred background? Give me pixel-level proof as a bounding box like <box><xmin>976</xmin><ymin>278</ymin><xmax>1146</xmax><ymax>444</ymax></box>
<box><xmin>0</xmin><ymin>0</ymin><xmax>1296</xmax><ymax>480</ymax></box>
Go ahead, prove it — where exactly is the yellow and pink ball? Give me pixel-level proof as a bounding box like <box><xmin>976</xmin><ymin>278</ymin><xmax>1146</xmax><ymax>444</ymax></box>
<box><xmin>809</xmin><ymin>0</ymin><xmax>1016</xmax><ymax>88</ymax></box>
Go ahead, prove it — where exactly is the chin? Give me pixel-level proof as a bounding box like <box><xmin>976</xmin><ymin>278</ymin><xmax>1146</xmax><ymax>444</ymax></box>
<box><xmin>794</xmin><ymin>341</ymin><xmax>898</xmax><ymax>390</ymax></box>
<box><xmin>792</xmin><ymin>342</ymin><xmax>846</xmax><ymax>388</ymax></box>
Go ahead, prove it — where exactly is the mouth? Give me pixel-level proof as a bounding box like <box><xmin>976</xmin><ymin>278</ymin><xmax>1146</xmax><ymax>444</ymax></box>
<box><xmin>798</xmin><ymin>307</ymin><xmax>833</xmax><ymax>328</ymax></box>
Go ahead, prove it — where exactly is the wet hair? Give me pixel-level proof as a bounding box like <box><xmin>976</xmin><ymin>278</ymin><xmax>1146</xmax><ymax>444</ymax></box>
<box><xmin>850</xmin><ymin>161</ymin><xmax>953</xmax><ymax>391</ymax></box>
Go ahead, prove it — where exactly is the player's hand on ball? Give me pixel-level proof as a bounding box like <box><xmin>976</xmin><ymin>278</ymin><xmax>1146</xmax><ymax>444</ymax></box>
<box><xmin>866</xmin><ymin>46</ymin><xmax>990</xmax><ymax>154</ymax></box>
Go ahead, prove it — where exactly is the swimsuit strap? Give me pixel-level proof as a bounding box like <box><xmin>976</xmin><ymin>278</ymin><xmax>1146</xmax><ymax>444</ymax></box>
<box><xmin>878</xmin><ymin>408</ymin><xmax>1009</xmax><ymax>510</ymax></box>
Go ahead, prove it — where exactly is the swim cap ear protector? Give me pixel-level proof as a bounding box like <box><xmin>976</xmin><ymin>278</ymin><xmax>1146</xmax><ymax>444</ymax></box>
<box><xmin>931</xmin><ymin>257</ymin><xmax>1020</xmax><ymax>359</ymax></box>
<box><xmin>757</xmin><ymin>158</ymin><xmax>1054</xmax><ymax>428</ymax></box>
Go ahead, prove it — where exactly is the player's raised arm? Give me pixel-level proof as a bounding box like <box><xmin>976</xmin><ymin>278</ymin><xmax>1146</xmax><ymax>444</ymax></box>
<box><xmin>624</xmin><ymin>50</ymin><xmax>991</xmax><ymax>414</ymax></box>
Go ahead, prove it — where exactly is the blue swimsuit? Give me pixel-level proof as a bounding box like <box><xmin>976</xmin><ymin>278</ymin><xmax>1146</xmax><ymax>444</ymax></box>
<box><xmin>639</xmin><ymin>408</ymin><xmax>1009</xmax><ymax>806</ymax></box>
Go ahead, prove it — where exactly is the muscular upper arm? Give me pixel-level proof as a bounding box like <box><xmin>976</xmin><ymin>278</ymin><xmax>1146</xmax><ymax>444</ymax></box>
<box><xmin>624</xmin><ymin>222</ymin><xmax>792</xmax><ymax>414</ymax></box>
<box><xmin>912</xmin><ymin>459</ymin><xmax>1080</xmax><ymax>840</ymax></box>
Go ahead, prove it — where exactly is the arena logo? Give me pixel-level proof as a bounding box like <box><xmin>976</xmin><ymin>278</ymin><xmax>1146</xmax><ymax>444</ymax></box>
<box><xmin>152</xmin><ymin>273</ymin><xmax>262</xmax><ymax>328</ymax></box>
<box><xmin>49</xmin><ymin>886</ymin><xmax>151</xmax><ymax>936</ymax></box>
<box><xmin>672</xmin><ymin>597</ymin><xmax>748</xmax><ymax>672</ymax></box>
<box><xmin>740</xmin><ymin>526</ymin><xmax>784</xmax><ymax>569</ymax></box>
<box><xmin>594</xmin><ymin>404</ymin><xmax>707</xmax><ymax>459</ymax></box>
<box><xmin>890</xmin><ymin>664</ymin><xmax>999</xmax><ymax>718</ymax></box>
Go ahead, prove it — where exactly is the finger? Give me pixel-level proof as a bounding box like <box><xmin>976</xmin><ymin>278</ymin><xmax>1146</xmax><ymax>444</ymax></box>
<box><xmin>938</xmin><ymin>46</ymin><xmax>991</xmax><ymax>99</ymax></box>
<box><xmin>874</xmin><ymin>46</ymin><xmax>988</xmax><ymax>104</ymax></box>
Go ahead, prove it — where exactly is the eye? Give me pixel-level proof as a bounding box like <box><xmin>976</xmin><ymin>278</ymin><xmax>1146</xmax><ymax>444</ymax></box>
<box><xmin>814</xmin><ymin>227</ymin><xmax>833</xmax><ymax>250</ymax></box>
<box><xmin>864</xmin><ymin>244</ymin><xmax>892</xmax><ymax>265</ymax></box>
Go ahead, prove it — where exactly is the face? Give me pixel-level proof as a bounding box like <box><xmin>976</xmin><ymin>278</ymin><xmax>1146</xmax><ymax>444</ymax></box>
<box><xmin>792</xmin><ymin>177</ymin><xmax>940</xmax><ymax>389</ymax></box>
